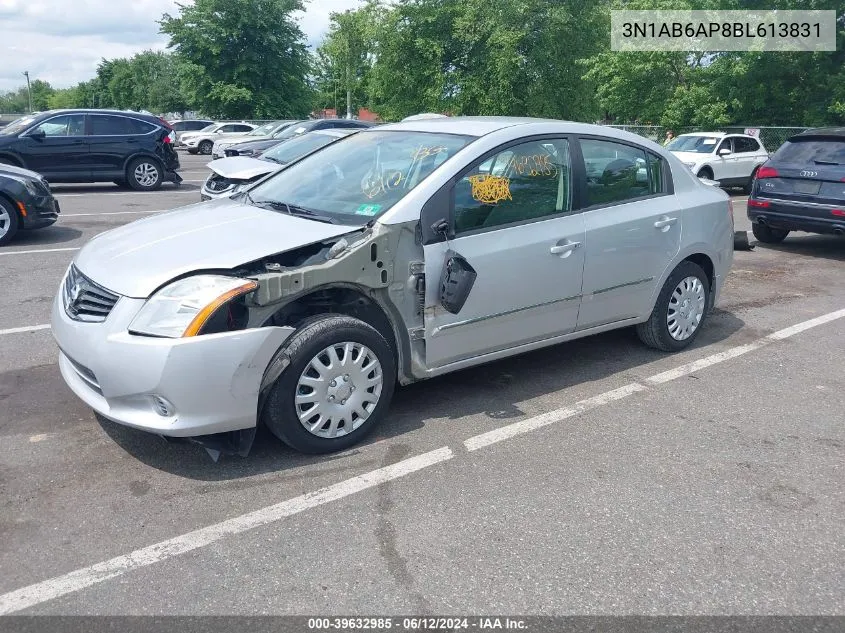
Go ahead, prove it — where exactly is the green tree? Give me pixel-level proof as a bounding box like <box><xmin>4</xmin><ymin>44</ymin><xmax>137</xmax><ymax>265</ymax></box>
<box><xmin>160</xmin><ymin>0</ymin><xmax>312</xmax><ymax>118</ymax></box>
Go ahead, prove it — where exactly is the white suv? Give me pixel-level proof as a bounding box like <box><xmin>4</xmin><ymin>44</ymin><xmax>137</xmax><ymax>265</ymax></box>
<box><xmin>667</xmin><ymin>132</ymin><xmax>768</xmax><ymax>192</ymax></box>
<box><xmin>181</xmin><ymin>122</ymin><xmax>256</xmax><ymax>155</ymax></box>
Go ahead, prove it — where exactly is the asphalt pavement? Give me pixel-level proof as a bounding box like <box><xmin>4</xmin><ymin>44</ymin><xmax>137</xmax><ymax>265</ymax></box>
<box><xmin>0</xmin><ymin>153</ymin><xmax>842</xmax><ymax>616</ymax></box>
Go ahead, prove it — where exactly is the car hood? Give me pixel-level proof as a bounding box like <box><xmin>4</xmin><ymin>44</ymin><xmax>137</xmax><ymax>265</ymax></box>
<box><xmin>230</xmin><ymin>138</ymin><xmax>284</xmax><ymax>152</ymax></box>
<box><xmin>74</xmin><ymin>197</ymin><xmax>353</xmax><ymax>298</ymax></box>
<box><xmin>669</xmin><ymin>151</ymin><xmax>712</xmax><ymax>164</ymax></box>
<box><xmin>0</xmin><ymin>162</ymin><xmax>41</xmax><ymax>181</ymax></box>
<box><xmin>207</xmin><ymin>156</ymin><xmax>279</xmax><ymax>180</ymax></box>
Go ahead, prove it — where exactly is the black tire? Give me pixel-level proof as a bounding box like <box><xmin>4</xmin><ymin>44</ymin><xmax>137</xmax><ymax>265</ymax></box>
<box><xmin>637</xmin><ymin>261</ymin><xmax>711</xmax><ymax>352</ymax></box>
<box><xmin>198</xmin><ymin>140</ymin><xmax>213</xmax><ymax>155</ymax></box>
<box><xmin>752</xmin><ymin>223</ymin><xmax>789</xmax><ymax>243</ymax></box>
<box><xmin>262</xmin><ymin>315</ymin><xmax>396</xmax><ymax>454</ymax></box>
<box><xmin>697</xmin><ymin>167</ymin><xmax>714</xmax><ymax>180</ymax></box>
<box><xmin>126</xmin><ymin>157</ymin><xmax>163</xmax><ymax>191</ymax></box>
<box><xmin>0</xmin><ymin>197</ymin><xmax>20</xmax><ymax>247</ymax></box>
<box><xmin>744</xmin><ymin>166</ymin><xmax>759</xmax><ymax>194</ymax></box>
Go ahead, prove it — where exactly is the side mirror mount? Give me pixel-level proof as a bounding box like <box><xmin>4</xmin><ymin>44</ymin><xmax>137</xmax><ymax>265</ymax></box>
<box><xmin>27</xmin><ymin>128</ymin><xmax>46</xmax><ymax>140</ymax></box>
<box><xmin>439</xmin><ymin>251</ymin><xmax>477</xmax><ymax>315</ymax></box>
<box><xmin>717</xmin><ymin>148</ymin><xmax>732</xmax><ymax>156</ymax></box>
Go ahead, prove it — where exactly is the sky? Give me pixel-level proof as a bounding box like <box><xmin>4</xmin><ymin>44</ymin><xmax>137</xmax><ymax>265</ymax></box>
<box><xmin>0</xmin><ymin>0</ymin><xmax>363</xmax><ymax>92</ymax></box>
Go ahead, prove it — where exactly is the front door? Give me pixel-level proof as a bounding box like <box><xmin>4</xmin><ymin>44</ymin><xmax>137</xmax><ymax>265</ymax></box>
<box><xmin>20</xmin><ymin>114</ymin><xmax>89</xmax><ymax>179</ymax></box>
<box><xmin>575</xmin><ymin>137</ymin><xmax>681</xmax><ymax>328</ymax></box>
<box><xmin>713</xmin><ymin>137</ymin><xmax>737</xmax><ymax>182</ymax></box>
<box><xmin>423</xmin><ymin>138</ymin><xmax>586</xmax><ymax>369</ymax></box>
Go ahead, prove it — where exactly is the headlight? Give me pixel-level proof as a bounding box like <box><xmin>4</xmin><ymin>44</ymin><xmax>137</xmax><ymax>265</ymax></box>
<box><xmin>23</xmin><ymin>179</ymin><xmax>42</xmax><ymax>196</ymax></box>
<box><xmin>129</xmin><ymin>275</ymin><xmax>258</xmax><ymax>338</ymax></box>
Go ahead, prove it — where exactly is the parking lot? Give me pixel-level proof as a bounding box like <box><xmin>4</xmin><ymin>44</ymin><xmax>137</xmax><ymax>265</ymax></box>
<box><xmin>0</xmin><ymin>152</ymin><xmax>843</xmax><ymax>615</ymax></box>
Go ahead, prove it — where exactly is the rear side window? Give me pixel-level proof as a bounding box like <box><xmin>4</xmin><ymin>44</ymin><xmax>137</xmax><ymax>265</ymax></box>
<box><xmin>234</xmin><ymin>124</ymin><xmax>254</xmax><ymax>132</ymax></box>
<box><xmin>774</xmin><ymin>139</ymin><xmax>845</xmax><ymax>166</ymax></box>
<box><xmin>90</xmin><ymin>116</ymin><xmax>155</xmax><ymax>136</ymax></box>
<box><xmin>454</xmin><ymin>138</ymin><xmax>572</xmax><ymax>234</ymax></box>
<box><xmin>733</xmin><ymin>137</ymin><xmax>760</xmax><ymax>153</ymax></box>
<box><xmin>580</xmin><ymin>139</ymin><xmax>653</xmax><ymax>206</ymax></box>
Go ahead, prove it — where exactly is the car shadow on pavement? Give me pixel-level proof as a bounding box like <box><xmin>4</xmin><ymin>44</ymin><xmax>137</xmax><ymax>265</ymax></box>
<box><xmin>97</xmin><ymin>308</ymin><xmax>746</xmax><ymax>481</ymax></box>
<box><xmin>12</xmin><ymin>225</ymin><xmax>83</xmax><ymax>247</ymax></box>
<box><xmin>755</xmin><ymin>234</ymin><xmax>845</xmax><ymax>262</ymax></box>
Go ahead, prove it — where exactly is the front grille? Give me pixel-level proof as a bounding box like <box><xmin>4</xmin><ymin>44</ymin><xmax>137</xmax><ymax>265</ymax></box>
<box><xmin>63</xmin><ymin>265</ymin><xmax>120</xmax><ymax>323</ymax></box>
<box><xmin>205</xmin><ymin>174</ymin><xmax>233</xmax><ymax>192</ymax></box>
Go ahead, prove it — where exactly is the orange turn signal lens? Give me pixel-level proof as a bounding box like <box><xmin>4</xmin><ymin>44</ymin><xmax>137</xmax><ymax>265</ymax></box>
<box><xmin>182</xmin><ymin>280</ymin><xmax>258</xmax><ymax>337</ymax></box>
<box><xmin>16</xmin><ymin>201</ymin><xmax>27</xmax><ymax>217</ymax></box>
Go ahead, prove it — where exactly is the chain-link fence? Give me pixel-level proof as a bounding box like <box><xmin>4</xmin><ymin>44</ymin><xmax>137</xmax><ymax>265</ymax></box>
<box><xmin>604</xmin><ymin>124</ymin><xmax>808</xmax><ymax>153</ymax></box>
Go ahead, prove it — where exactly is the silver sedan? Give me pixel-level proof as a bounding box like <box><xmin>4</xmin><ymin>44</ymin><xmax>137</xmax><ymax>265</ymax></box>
<box><xmin>52</xmin><ymin>117</ymin><xmax>733</xmax><ymax>455</ymax></box>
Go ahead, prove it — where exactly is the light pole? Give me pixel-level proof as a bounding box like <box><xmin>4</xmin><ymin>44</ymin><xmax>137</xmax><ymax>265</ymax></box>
<box><xmin>22</xmin><ymin>71</ymin><xmax>32</xmax><ymax>113</ymax></box>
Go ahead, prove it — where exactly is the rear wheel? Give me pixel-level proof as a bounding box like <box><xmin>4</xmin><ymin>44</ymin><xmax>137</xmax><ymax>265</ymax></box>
<box><xmin>744</xmin><ymin>166</ymin><xmax>759</xmax><ymax>194</ymax></box>
<box><xmin>752</xmin><ymin>223</ymin><xmax>789</xmax><ymax>243</ymax></box>
<box><xmin>126</xmin><ymin>157</ymin><xmax>163</xmax><ymax>191</ymax></box>
<box><xmin>0</xmin><ymin>197</ymin><xmax>20</xmax><ymax>246</ymax></box>
<box><xmin>637</xmin><ymin>261</ymin><xmax>710</xmax><ymax>352</ymax></box>
<box><xmin>262</xmin><ymin>315</ymin><xmax>395</xmax><ymax>454</ymax></box>
<box><xmin>198</xmin><ymin>140</ymin><xmax>213</xmax><ymax>155</ymax></box>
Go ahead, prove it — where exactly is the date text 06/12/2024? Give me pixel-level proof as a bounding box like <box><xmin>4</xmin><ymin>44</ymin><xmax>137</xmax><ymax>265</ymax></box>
<box><xmin>307</xmin><ymin>617</ymin><xmax>528</xmax><ymax>630</ymax></box>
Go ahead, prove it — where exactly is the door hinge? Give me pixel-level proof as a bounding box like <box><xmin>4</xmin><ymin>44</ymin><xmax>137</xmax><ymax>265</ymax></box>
<box><xmin>409</xmin><ymin>327</ymin><xmax>424</xmax><ymax>341</ymax></box>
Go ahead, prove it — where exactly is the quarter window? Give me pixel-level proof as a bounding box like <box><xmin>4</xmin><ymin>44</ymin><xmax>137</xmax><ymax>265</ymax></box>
<box><xmin>32</xmin><ymin>115</ymin><xmax>85</xmax><ymax>137</ymax></box>
<box><xmin>453</xmin><ymin>139</ymin><xmax>572</xmax><ymax>234</ymax></box>
<box><xmin>579</xmin><ymin>139</ymin><xmax>653</xmax><ymax>206</ymax></box>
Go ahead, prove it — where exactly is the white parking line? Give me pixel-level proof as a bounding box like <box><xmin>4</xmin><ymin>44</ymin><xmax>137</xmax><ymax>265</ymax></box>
<box><xmin>62</xmin><ymin>210</ymin><xmax>166</xmax><ymax>217</ymax></box>
<box><xmin>1</xmin><ymin>307</ymin><xmax>844</xmax><ymax>613</ymax></box>
<box><xmin>0</xmin><ymin>447</ymin><xmax>455</xmax><ymax>615</ymax></box>
<box><xmin>0</xmin><ymin>247</ymin><xmax>79</xmax><ymax>257</ymax></box>
<box><xmin>0</xmin><ymin>324</ymin><xmax>51</xmax><ymax>336</ymax></box>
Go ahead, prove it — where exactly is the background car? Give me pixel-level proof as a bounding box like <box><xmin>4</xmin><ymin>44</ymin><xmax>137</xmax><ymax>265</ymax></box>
<box><xmin>181</xmin><ymin>122</ymin><xmax>256</xmax><ymax>155</ymax></box>
<box><xmin>168</xmin><ymin>119</ymin><xmax>216</xmax><ymax>140</ymax></box>
<box><xmin>747</xmin><ymin>127</ymin><xmax>845</xmax><ymax>243</ymax></box>
<box><xmin>0</xmin><ymin>163</ymin><xmax>59</xmax><ymax>246</ymax></box>
<box><xmin>211</xmin><ymin>120</ymin><xmax>299</xmax><ymax>158</ymax></box>
<box><xmin>201</xmin><ymin>128</ymin><xmax>356</xmax><ymax>200</ymax></box>
<box><xmin>223</xmin><ymin>119</ymin><xmax>373</xmax><ymax>157</ymax></box>
<box><xmin>667</xmin><ymin>132</ymin><xmax>768</xmax><ymax>191</ymax></box>
<box><xmin>0</xmin><ymin>109</ymin><xmax>180</xmax><ymax>190</ymax></box>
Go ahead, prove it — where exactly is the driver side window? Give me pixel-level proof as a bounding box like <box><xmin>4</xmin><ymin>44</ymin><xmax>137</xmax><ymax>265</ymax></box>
<box><xmin>33</xmin><ymin>115</ymin><xmax>85</xmax><ymax>137</ymax></box>
<box><xmin>453</xmin><ymin>139</ymin><xmax>572</xmax><ymax>234</ymax></box>
<box><xmin>717</xmin><ymin>138</ymin><xmax>732</xmax><ymax>154</ymax></box>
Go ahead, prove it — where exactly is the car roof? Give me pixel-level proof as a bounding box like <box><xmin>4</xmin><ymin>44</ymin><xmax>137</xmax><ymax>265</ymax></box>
<box><xmin>677</xmin><ymin>132</ymin><xmax>727</xmax><ymax>138</ymax></box>
<box><xmin>312</xmin><ymin>128</ymin><xmax>357</xmax><ymax>138</ymax></box>
<box><xmin>791</xmin><ymin>127</ymin><xmax>845</xmax><ymax>140</ymax></box>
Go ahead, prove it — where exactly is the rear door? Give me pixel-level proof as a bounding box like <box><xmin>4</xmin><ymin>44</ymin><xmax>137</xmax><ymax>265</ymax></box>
<box><xmin>756</xmin><ymin>137</ymin><xmax>845</xmax><ymax>216</ymax></box>
<box><xmin>423</xmin><ymin>137</ymin><xmax>586</xmax><ymax>369</ymax></box>
<box><xmin>87</xmin><ymin>114</ymin><xmax>159</xmax><ymax>176</ymax></box>
<box><xmin>19</xmin><ymin>114</ymin><xmax>89</xmax><ymax>178</ymax></box>
<box><xmin>575</xmin><ymin>137</ymin><xmax>680</xmax><ymax>329</ymax></box>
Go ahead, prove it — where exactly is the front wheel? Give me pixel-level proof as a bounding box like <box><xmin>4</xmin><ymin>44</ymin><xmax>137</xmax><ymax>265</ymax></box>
<box><xmin>697</xmin><ymin>167</ymin><xmax>714</xmax><ymax>180</ymax></box>
<box><xmin>126</xmin><ymin>157</ymin><xmax>163</xmax><ymax>191</ymax></box>
<box><xmin>262</xmin><ymin>315</ymin><xmax>396</xmax><ymax>454</ymax></box>
<box><xmin>637</xmin><ymin>261</ymin><xmax>710</xmax><ymax>352</ymax></box>
<box><xmin>752</xmin><ymin>223</ymin><xmax>789</xmax><ymax>243</ymax></box>
<box><xmin>198</xmin><ymin>140</ymin><xmax>213</xmax><ymax>155</ymax></box>
<box><xmin>0</xmin><ymin>197</ymin><xmax>20</xmax><ymax>246</ymax></box>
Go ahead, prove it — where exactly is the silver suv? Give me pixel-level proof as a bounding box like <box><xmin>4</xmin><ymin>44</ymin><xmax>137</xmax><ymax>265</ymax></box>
<box><xmin>52</xmin><ymin>117</ymin><xmax>733</xmax><ymax>455</ymax></box>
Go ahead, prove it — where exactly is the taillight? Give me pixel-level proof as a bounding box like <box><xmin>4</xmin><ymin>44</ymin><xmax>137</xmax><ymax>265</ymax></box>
<box><xmin>832</xmin><ymin>209</ymin><xmax>845</xmax><ymax>216</ymax></box>
<box><xmin>756</xmin><ymin>166</ymin><xmax>779</xmax><ymax>179</ymax></box>
<box><xmin>163</xmin><ymin>131</ymin><xmax>175</xmax><ymax>144</ymax></box>
<box><xmin>748</xmin><ymin>199</ymin><xmax>770</xmax><ymax>208</ymax></box>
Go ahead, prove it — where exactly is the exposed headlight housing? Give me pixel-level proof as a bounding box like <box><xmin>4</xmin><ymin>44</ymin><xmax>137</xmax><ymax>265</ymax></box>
<box><xmin>129</xmin><ymin>275</ymin><xmax>258</xmax><ymax>338</ymax></box>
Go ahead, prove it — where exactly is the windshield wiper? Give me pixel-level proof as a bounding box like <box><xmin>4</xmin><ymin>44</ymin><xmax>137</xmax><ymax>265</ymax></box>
<box><xmin>250</xmin><ymin>198</ymin><xmax>338</xmax><ymax>224</ymax></box>
<box><xmin>262</xmin><ymin>156</ymin><xmax>282</xmax><ymax>164</ymax></box>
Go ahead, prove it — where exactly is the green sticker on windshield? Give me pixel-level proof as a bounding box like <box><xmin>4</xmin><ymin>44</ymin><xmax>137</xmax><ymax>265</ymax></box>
<box><xmin>355</xmin><ymin>204</ymin><xmax>382</xmax><ymax>216</ymax></box>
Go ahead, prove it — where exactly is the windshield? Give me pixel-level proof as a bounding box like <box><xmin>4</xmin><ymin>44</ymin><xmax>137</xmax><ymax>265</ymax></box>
<box><xmin>667</xmin><ymin>136</ymin><xmax>721</xmax><ymax>153</ymax></box>
<box><xmin>248</xmin><ymin>130</ymin><xmax>472</xmax><ymax>223</ymax></box>
<box><xmin>247</xmin><ymin>121</ymin><xmax>278</xmax><ymax>136</ymax></box>
<box><xmin>0</xmin><ymin>115</ymin><xmax>38</xmax><ymax>136</ymax></box>
<box><xmin>273</xmin><ymin>122</ymin><xmax>308</xmax><ymax>139</ymax></box>
<box><xmin>262</xmin><ymin>132</ymin><xmax>344</xmax><ymax>164</ymax></box>
<box><xmin>773</xmin><ymin>139</ymin><xmax>845</xmax><ymax>165</ymax></box>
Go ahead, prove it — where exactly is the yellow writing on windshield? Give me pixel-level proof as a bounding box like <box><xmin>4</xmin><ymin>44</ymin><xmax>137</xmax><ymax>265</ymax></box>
<box><xmin>508</xmin><ymin>154</ymin><xmax>557</xmax><ymax>178</ymax></box>
<box><xmin>411</xmin><ymin>145</ymin><xmax>447</xmax><ymax>160</ymax></box>
<box><xmin>468</xmin><ymin>174</ymin><xmax>512</xmax><ymax>205</ymax></box>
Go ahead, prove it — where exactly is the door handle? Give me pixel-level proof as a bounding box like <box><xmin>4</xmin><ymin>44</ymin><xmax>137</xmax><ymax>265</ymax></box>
<box><xmin>654</xmin><ymin>216</ymin><xmax>678</xmax><ymax>231</ymax></box>
<box><xmin>550</xmin><ymin>241</ymin><xmax>581</xmax><ymax>258</ymax></box>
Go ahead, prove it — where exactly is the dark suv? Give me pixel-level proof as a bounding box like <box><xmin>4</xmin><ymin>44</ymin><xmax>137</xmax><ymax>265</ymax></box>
<box><xmin>748</xmin><ymin>128</ymin><xmax>845</xmax><ymax>242</ymax></box>
<box><xmin>0</xmin><ymin>109</ymin><xmax>180</xmax><ymax>191</ymax></box>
